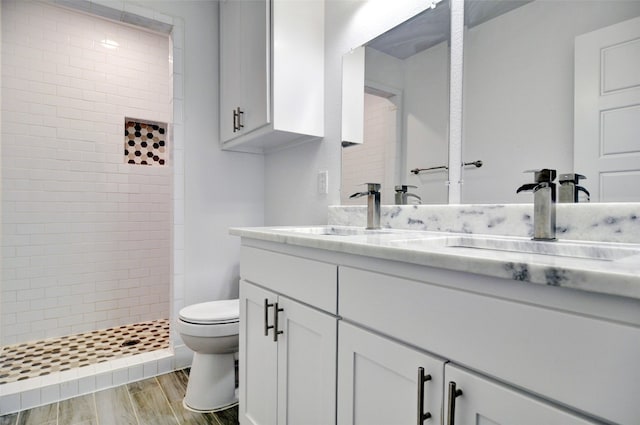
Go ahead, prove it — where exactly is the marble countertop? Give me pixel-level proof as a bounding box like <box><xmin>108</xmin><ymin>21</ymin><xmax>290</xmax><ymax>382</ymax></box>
<box><xmin>230</xmin><ymin>225</ymin><xmax>640</xmax><ymax>300</ymax></box>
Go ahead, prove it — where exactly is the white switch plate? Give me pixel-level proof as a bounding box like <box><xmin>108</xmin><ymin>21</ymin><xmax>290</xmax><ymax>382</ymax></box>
<box><xmin>318</xmin><ymin>170</ymin><xmax>328</xmax><ymax>195</ymax></box>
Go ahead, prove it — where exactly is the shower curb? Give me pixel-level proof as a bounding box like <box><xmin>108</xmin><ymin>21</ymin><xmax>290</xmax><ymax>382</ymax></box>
<box><xmin>0</xmin><ymin>349</ymin><xmax>176</xmax><ymax>415</ymax></box>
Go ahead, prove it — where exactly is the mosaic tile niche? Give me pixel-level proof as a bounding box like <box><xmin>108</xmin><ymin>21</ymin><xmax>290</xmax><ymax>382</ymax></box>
<box><xmin>124</xmin><ymin>119</ymin><xmax>167</xmax><ymax>166</ymax></box>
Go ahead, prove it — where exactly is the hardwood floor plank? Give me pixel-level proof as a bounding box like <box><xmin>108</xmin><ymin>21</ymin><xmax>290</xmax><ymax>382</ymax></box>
<box><xmin>95</xmin><ymin>385</ymin><xmax>138</xmax><ymax>425</ymax></box>
<box><xmin>169</xmin><ymin>401</ymin><xmax>220</xmax><ymax>425</ymax></box>
<box><xmin>0</xmin><ymin>413</ymin><xmax>18</xmax><ymax>425</ymax></box>
<box><xmin>58</xmin><ymin>394</ymin><xmax>96</xmax><ymax>425</ymax></box>
<box><xmin>213</xmin><ymin>406</ymin><xmax>238</xmax><ymax>425</ymax></box>
<box><xmin>16</xmin><ymin>403</ymin><xmax>57</xmax><ymax>425</ymax></box>
<box><xmin>128</xmin><ymin>378</ymin><xmax>179</xmax><ymax>425</ymax></box>
<box><xmin>157</xmin><ymin>371</ymin><xmax>188</xmax><ymax>403</ymax></box>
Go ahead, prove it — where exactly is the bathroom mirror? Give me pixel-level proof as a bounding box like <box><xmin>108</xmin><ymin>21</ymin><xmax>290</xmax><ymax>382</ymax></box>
<box><xmin>340</xmin><ymin>1</ymin><xmax>451</xmax><ymax>205</ymax></box>
<box><xmin>461</xmin><ymin>0</ymin><xmax>640</xmax><ymax>203</ymax></box>
<box><xmin>341</xmin><ymin>0</ymin><xmax>640</xmax><ymax>205</ymax></box>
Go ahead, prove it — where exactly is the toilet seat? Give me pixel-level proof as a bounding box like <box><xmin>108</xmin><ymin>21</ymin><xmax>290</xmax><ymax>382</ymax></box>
<box><xmin>179</xmin><ymin>300</ymin><xmax>239</xmax><ymax>325</ymax></box>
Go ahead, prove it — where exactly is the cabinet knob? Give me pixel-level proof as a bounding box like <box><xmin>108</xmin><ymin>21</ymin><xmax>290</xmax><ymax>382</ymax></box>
<box><xmin>446</xmin><ymin>381</ymin><xmax>463</xmax><ymax>425</ymax></box>
<box><xmin>417</xmin><ymin>367</ymin><xmax>432</xmax><ymax>424</ymax></box>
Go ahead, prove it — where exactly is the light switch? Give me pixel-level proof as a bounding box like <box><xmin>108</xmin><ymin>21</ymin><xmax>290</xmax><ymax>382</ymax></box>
<box><xmin>318</xmin><ymin>170</ymin><xmax>328</xmax><ymax>195</ymax></box>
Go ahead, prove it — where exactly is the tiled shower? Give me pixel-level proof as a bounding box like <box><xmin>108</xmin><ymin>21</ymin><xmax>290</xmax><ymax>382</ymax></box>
<box><xmin>1</xmin><ymin>0</ymin><xmax>180</xmax><ymax>413</ymax></box>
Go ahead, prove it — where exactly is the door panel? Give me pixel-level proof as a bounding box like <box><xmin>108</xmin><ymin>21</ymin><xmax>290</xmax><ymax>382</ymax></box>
<box><xmin>443</xmin><ymin>364</ymin><xmax>597</xmax><ymax>425</ymax></box>
<box><xmin>337</xmin><ymin>321</ymin><xmax>444</xmax><ymax>425</ymax></box>
<box><xmin>574</xmin><ymin>15</ymin><xmax>640</xmax><ymax>201</ymax></box>
<box><xmin>240</xmin><ymin>281</ymin><xmax>278</xmax><ymax>425</ymax></box>
<box><xmin>277</xmin><ymin>297</ymin><xmax>337</xmax><ymax>425</ymax></box>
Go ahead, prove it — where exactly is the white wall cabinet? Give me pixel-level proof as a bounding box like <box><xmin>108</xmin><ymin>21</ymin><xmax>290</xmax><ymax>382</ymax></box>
<box><xmin>239</xmin><ymin>246</ymin><xmax>337</xmax><ymax>425</ymax></box>
<box><xmin>219</xmin><ymin>0</ymin><xmax>324</xmax><ymax>154</ymax></box>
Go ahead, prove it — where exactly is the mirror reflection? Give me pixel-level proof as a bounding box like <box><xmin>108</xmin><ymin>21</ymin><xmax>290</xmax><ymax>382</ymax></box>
<box><xmin>462</xmin><ymin>0</ymin><xmax>640</xmax><ymax>203</ymax></box>
<box><xmin>341</xmin><ymin>1</ymin><xmax>451</xmax><ymax>205</ymax></box>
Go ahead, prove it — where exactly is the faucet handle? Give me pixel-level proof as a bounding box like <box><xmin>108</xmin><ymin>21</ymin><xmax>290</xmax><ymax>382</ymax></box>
<box><xmin>559</xmin><ymin>173</ymin><xmax>586</xmax><ymax>183</ymax></box>
<box><xmin>523</xmin><ymin>169</ymin><xmax>556</xmax><ymax>183</ymax></box>
<box><xmin>394</xmin><ymin>185</ymin><xmax>417</xmax><ymax>192</ymax></box>
<box><xmin>364</xmin><ymin>183</ymin><xmax>381</xmax><ymax>192</ymax></box>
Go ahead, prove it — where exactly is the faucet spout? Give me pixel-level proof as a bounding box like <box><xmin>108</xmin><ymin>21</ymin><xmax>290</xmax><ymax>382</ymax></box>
<box><xmin>350</xmin><ymin>183</ymin><xmax>381</xmax><ymax>229</ymax></box>
<box><xmin>517</xmin><ymin>169</ymin><xmax>557</xmax><ymax>241</ymax></box>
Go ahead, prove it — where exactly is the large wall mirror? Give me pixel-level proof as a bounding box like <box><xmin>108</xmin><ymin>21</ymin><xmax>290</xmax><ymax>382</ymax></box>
<box><xmin>462</xmin><ymin>0</ymin><xmax>640</xmax><ymax>203</ymax></box>
<box><xmin>341</xmin><ymin>0</ymin><xmax>640</xmax><ymax>205</ymax></box>
<box><xmin>340</xmin><ymin>1</ymin><xmax>451</xmax><ymax>205</ymax></box>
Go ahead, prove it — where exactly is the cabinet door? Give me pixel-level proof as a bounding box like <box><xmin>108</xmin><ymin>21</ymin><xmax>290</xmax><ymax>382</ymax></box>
<box><xmin>219</xmin><ymin>0</ymin><xmax>269</xmax><ymax>143</ymax></box>
<box><xmin>240</xmin><ymin>0</ymin><xmax>269</xmax><ymax>135</ymax></box>
<box><xmin>276</xmin><ymin>296</ymin><xmax>337</xmax><ymax>425</ymax></box>
<box><xmin>443</xmin><ymin>364</ymin><xmax>599</xmax><ymax>425</ymax></box>
<box><xmin>337</xmin><ymin>322</ymin><xmax>444</xmax><ymax>425</ymax></box>
<box><xmin>219</xmin><ymin>0</ymin><xmax>243</xmax><ymax>142</ymax></box>
<box><xmin>239</xmin><ymin>280</ymin><xmax>277</xmax><ymax>425</ymax></box>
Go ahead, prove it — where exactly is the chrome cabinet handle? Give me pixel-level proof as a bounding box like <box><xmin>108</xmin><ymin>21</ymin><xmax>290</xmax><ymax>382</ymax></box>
<box><xmin>417</xmin><ymin>367</ymin><xmax>432</xmax><ymax>424</ymax></box>
<box><xmin>272</xmin><ymin>302</ymin><xmax>284</xmax><ymax>342</ymax></box>
<box><xmin>264</xmin><ymin>299</ymin><xmax>274</xmax><ymax>336</ymax></box>
<box><xmin>233</xmin><ymin>107</ymin><xmax>244</xmax><ymax>132</ymax></box>
<box><xmin>446</xmin><ymin>381</ymin><xmax>463</xmax><ymax>425</ymax></box>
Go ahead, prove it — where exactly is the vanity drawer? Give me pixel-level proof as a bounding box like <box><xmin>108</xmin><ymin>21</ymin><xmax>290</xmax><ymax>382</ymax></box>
<box><xmin>339</xmin><ymin>266</ymin><xmax>640</xmax><ymax>424</ymax></box>
<box><xmin>240</xmin><ymin>246</ymin><xmax>337</xmax><ymax>314</ymax></box>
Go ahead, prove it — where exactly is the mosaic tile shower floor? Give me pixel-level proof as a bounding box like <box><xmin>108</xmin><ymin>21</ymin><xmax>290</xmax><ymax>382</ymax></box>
<box><xmin>0</xmin><ymin>319</ymin><xmax>169</xmax><ymax>385</ymax></box>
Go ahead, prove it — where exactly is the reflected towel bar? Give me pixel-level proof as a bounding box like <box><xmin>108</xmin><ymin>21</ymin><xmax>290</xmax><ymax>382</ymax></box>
<box><xmin>411</xmin><ymin>160</ymin><xmax>482</xmax><ymax>175</ymax></box>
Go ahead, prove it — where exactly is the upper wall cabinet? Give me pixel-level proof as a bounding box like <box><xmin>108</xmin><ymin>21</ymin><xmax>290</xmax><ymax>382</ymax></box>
<box><xmin>219</xmin><ymin>0</ymin><xmax>324</xmax><ymax>154</ymax></box>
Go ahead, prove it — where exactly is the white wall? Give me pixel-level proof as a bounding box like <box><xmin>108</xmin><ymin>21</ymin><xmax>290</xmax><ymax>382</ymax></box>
<box><xmin>125</xmin><ymin>1</ymin><xmax>264</xmax><ymax>317</ymax></box>
<box><xmin>462</xmin><ymin>0</ymin><xmax>640</xmax><ymax>204</ymax></box>
<box><xmin>404</xmin><ymin>41</ymin><xmax>449</xmax><ymax>204</ymax></box>
<box><xmin>1</xmin><ymin>1</ymin><xmax>171</xmax><ymax>344</ymax></box>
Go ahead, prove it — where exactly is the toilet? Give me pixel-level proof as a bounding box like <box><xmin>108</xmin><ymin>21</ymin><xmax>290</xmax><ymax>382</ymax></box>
<box><xmin>176</xmin><ymin>299</ymin><xmax>240</xmax><ymax>412</ymax></box>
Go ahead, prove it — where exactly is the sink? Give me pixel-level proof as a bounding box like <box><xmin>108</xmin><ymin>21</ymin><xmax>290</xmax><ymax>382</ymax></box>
<box><xmin>444</xmin><ymin>236</ymin><xmax>640</xmax><ymax>261</ymax></box>
<box><xmin>272</xmin><ymin>226</ymin><xmax>399</xmax><ymax>237</ymax></box>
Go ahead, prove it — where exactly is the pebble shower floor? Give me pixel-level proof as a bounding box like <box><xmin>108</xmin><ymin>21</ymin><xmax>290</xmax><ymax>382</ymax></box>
<box><xmin>0</xmin><ymin>319</ymin><xmax>169</xmax><ymax>384</ymax></box>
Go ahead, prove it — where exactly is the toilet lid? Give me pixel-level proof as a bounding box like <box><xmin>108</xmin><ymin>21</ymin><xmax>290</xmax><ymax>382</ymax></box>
<box><xmin>179</xmin><ymin>299</ymin><xmax>239</xmax><ymax>324</ymax></box>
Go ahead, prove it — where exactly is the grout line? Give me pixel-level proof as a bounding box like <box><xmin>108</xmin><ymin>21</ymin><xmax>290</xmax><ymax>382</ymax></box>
<box><xmin>92</xmin><ymin>392</ymin><xmax>99</xmax><ymax>425</ymax></box>
<box><xmin>155</xmin><ymin>375</ymin><xmax>181</xmax><ymax>425</ymax></box>
<box><xmin>125</xmin><ymin>380</ymin><xmax>142</xmax><ymax>425</ymax></box>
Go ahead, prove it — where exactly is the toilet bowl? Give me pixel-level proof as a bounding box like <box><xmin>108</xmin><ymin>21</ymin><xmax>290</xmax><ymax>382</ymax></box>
<box><xmin>176</xmin><ymin>299</ymin><xmax>239</xmax><ymax>412</ymax></box>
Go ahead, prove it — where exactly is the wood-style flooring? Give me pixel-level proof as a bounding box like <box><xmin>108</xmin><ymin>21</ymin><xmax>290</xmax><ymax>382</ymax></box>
<box><xmin>0</xmin><ymin>369</ymin><xmax>238</xmax><ymax>425</ymax></box>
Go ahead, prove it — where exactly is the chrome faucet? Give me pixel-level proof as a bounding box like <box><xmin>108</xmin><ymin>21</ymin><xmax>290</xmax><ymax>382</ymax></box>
<box><xmin>559</xmin><ymin>173</ymin><xmax>590</xmax><ymax>203</ymax></box>
<box><xmin>517</xmin><ymin>169</ymin><xmax>557</xmax><ymax>241</ymax></box>
<box><xmin>350</xmin><ymin>183</ymin><xmax>381</xmax><ymax>229</ymax></box>
<box><xmin>394</xmin><ymin>185</ymin><xmax>422</xmax><ymax>205</ymax></box>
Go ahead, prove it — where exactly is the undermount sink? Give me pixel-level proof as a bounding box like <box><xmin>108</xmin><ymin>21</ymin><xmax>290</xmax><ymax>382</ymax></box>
<box><xmin>273</xmin><ymin>226</ymin><xmax>398</xmax><ymax>236</ymax></box>
<box><xmin>399</xmin><ymin>236</ymin><xmax>640</xmax><ymax>261</ymax></box>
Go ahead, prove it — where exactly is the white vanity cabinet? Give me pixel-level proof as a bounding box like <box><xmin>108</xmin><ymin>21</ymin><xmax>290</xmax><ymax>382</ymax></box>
<box><xmin>239</xmin><ymin>246</ymin><xmax>337</xmax><ymax>425</ymax></box>
<box><xmin>443</xmin><ymin>364</ymin><xmax>597</xmax><ymax>425</ymax></box>
<box><xmin>235</xmin><ymin>236</ymin><xmax>640</xmax><ymax>425</ymax></box>
<box><xmin>337</xmin><ymin>321</ymin><xmax>445</xmax><ymax>425</ymax></box>
<box><xmin>338</xmin><ymin>264</ymin><xmax>640</xmax><ymax>424</ymax></box>
<box><xmin>219</xmin><ymin>0</ymin><xmax>324</xmax><ymax>153</ymax></box>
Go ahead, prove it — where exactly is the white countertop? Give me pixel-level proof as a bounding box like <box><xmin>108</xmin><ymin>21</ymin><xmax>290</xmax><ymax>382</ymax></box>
<box><xmin>230</xmin><ymin>225</ymin><xmax>640</xmax><ymax>300</ymax></box>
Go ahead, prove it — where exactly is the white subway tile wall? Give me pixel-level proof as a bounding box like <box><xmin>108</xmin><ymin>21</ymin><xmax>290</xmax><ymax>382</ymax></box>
<box><xmin>1</xmin><ymin>1</ymin><xmax>172</xmax><ymax>345</ymax></box>
<box><xmin>340</xmin><ymin>93</ymin><xmax>398</xmax><ymax>205</ymax></box>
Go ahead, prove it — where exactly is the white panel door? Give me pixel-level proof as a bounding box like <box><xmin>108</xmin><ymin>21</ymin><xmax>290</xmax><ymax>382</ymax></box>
<box><xmin>575</xmin><ymin>16</ymin><xmax>640</xmax><ymax>202</ymax></box>
<box><xmin>239</xmin><ymin>281</ymin><xmax>278</xmax><ymax>425</ymax></box>
<box><xmin>337</xmin><ymin>321</ymin><xmax>444</xmax><ymax>425</ymax></box>
<box><xmin>276</xmin><ymin>296</ymin><xmax>337</xmax><ymax>425</ymax></box>
<box><xmin>443</xmin><ymin>364</ymin><xmax>598</xmax><ymax>425</ymax></box>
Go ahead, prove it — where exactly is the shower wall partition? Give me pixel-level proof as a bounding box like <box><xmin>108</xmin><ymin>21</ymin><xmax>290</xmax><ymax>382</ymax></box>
<box><xmin>1</xmin><ymin>1</ymin><xmax>172</xmax><ymax>346</ymax></box>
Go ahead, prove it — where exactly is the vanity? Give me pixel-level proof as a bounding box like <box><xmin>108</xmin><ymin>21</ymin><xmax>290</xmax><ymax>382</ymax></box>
<box><xmin>232</xmin><ymin>207</ymin><xmax>640</xmax><ymax>425</ymax></box>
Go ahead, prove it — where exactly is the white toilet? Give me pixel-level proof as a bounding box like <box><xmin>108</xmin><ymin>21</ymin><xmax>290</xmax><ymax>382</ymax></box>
<box><xmin>176</xmin><ymin>299</ymin><xmax>239</xmax><ymax>412</ymax></box>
